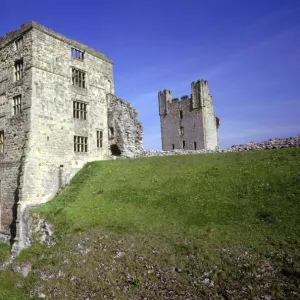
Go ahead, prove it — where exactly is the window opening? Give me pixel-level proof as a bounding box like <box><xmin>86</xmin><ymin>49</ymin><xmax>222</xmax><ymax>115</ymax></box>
<box><xmin>13</xmin><ymin>95</ymin><xmax>22</xmax><ymax>115</ymax></box>
<box><xmin>97</xmin><ymin>130</ymin><xmax>103</xmax><ymax>148</ymax></box>
<box><xmin>74</xmin><ymin>136</ymin><xmax>88</xmax><ymax>153</ymax></box>
<box><xmin>179</xmin><ymin>126</ymin><xmax>184</xmax><ymax>135</ymax></box>
<box><xmin>72</xmin><ymin>67</ymin><xmax>86</xmax><ymax>88</ymax></box>
<box><xmin>194</xmin><ymin>142</ymin><xmax>197</xmax><ymax>150</ymax></box>
<box><xmin>180</xmin><ymin>110</ymin><xmax>183</xmax><ymax>119</ymax></box>
<box><xmin>182</xmin><ymin>140</ymin><xmax>185</xmax><ymax>149</ymax></box>
<box><xmin>109</xmin><ymin>127</ymin><xmax>114</xmax><ymax>138</ymax></box>
<box><xmin>172</xmin><ymin>144</ymin><xmax>175</xmax><ymax>150</ymax></box>
<box><xmin>14</xmin><ymin>59</ymin><xmax>23</xmax><ymax>81</ymax></box>
<box><xmin>71</xmin><ymin>48</ymin><xmax>84</xmax><ymax>60</ymax></box>
<box><xmin>73</xmin><ymin>100</ymin><xmax>87</xmax><ymax>120</ymax></box>
<box><xmin>0</xmin><ymin>131</ymin><xmax>4</xmax><ymax>153</ymax></box>
<box><xmin>15</xmin><ymin>37</ymin><xmax>24</xmax><ymax>50</ymax></box>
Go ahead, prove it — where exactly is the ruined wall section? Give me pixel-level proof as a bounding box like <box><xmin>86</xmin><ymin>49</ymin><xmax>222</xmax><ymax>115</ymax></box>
<box><xmin>0</xmin><ymin>27</ymin><xmax>33</xmax><ymax>242</ymax></box>
<box><xmin>159</xmin><ymin>94</ymin><xmax>205</xmax><ymax>151</ymax></box>
<box><xmin>107</xmin><ymin>94</ymin><xmax>143</xmax><ymax>157</ymax></box>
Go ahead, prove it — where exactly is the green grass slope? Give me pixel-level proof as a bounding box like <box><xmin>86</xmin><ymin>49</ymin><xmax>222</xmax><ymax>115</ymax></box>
<box><xmin>1</xmin><ymin>148</ymin><xmax>300</xmax><ymax>299</ymax></box>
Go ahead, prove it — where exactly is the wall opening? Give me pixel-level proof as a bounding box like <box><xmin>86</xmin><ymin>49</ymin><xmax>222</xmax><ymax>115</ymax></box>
<box><xmin>172</xmin><ymin>144</ymin><xmax>175</xmax><ymax>150</ymax></box>
<box><xmin>179</xmin><ymin>126</ymin><xmax>184</xmax><ymax>136</ymax></box>
<box><xmin>180</xmin><ymin>110</ymin><xmax>183</xmax><ymax>119</ymax></box>
<box><xmin>194</xmin><ymin>142</ymin><xmax>197</xmax><ymax>150</ymax></box>
<box><xmin>59</xmin><ymin>165</ymin><xmax>64</xmax><ymax>190</ymax></box>
<box><xmin>110</xmin><ymin>144</ymin><xmax>121</xmax><ymax>156</ymax></box>
<box><xmin>183</xmin><ymin>140</ymin><xmax>185</xmax><ymax>149</ymax></box>
<box><xmin>109</xmin><ymin>127</ymin><xmax>115</xmax><ymax>139</ymax></box>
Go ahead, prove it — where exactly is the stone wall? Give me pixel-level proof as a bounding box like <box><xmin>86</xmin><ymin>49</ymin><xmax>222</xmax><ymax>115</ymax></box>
<box><xmin>107</xmin><ymin>94</ymin><xmax>143</xmax><ymax>158</ymax></box>
<box><xmin>132</xmin><ymin>136</ymin><xmax>300</xmax><ymax>158</ymax></box>
<box><xmin>0</xmin><ymin>21</ymin><xmax>115</xmax><ymax>250</ymax></box>
<box><xmin>159</xmin><ymin>95</ymin><xmax>205</xmax><ymax>151</ymax></box>
<box><xmin>0</xmin><ymin>27</ymin><xmax>33</xmax><ymax>242</ymax></box>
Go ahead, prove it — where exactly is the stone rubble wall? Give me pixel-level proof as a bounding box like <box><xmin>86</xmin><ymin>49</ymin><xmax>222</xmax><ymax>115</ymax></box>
<box><xmin>128</xmin><ymin>136</ymin><xmax>300</xmax><ymax>158</ymax></box>
<box><xmin>107</xmin><ymin>94</ymin><xmax>143</xmax><ymax>158</ymax></box>
<box><xmin>0</xmin><ymin>27</ymin><xmax>33</xmax><ymax>241</ymax></box>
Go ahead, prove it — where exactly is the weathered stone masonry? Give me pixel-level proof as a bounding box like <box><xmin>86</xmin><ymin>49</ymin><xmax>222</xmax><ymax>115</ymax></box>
<box><xmin>107</xmin><ymin>94</ymin><xmax>143</xmax><ymax>158</ymax></box>
<box><xmin>159</xmin><ymin>80</ymin><xmax>220</xmax><ymax>151</ymax></box>
<box><xmin>0</xmin><ymin>22</ymin><xmax>143</xmax><ymax>251</ymax></box>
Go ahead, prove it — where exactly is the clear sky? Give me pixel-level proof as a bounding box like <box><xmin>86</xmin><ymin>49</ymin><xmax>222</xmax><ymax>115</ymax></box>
<box><xmin>1</xmin><ymin>0</ymin><xmax>299</xmax><ymax>149</ymax></box>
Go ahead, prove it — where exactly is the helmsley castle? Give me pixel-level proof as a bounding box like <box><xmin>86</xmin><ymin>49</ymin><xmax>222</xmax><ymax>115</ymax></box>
<box><xmin>0</xmin><ymin>22</ymin><xmax>142</xmax><ymax>251</ymax></box>
<box><xmin>0</xmin><ymin>21</ymin><xmax>220</xmax><ymax>252</ymax></box>
<box><xmin>159</xmin><ymin>80</ymin><xmax>220</xmax><ymax>151</ymax></box>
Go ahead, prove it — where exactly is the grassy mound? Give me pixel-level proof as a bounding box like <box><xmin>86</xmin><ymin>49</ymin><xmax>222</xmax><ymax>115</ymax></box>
<box><xmin>1</xmin><ymin>148</ymin><xmax>300</xmax><ymax>299</ymax></box>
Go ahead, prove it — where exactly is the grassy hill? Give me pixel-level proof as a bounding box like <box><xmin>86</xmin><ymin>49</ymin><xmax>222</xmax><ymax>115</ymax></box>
<box><xmin>1</xmin><ymin>148</ymin><xmax>300</xmax><ymax>299</ymax></box>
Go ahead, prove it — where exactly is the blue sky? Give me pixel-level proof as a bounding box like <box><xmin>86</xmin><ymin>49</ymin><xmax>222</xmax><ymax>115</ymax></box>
<box><xmin>1</xmin><ymin>0</ymin><xmax>299</xmax><ymax>149</ymax></box>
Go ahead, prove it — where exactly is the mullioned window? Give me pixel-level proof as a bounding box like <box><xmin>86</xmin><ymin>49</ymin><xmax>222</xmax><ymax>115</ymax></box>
<box><xmin>72</xmin><ymin>67</ymin><xmax>86</xmax><ymax>88</ymax></box>
<box><xmin>74</xmin><ymin>136</ymin><xmax>88</xmax><ymax>153</ymax></box>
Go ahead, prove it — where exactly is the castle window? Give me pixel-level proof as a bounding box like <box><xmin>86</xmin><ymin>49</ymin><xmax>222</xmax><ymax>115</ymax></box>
<box><xmin>74</xmin><ymin>136</ymin><xmax>88</xmax><ymax>153</ymax></box>
<box><xmin>194</xmin><ymin>142</ymin><xmax>197</xmax><ymax>150</ymax></box>
<box><xmin>0</xmin><ymin>131</ymin><xmax>4</xmax><ymax>153</ymax></box>
<box><xmin>15</xmin><ymin>37</ymin><xmax>24</xmax><ymax>50</ymax></box>
<box><xmin>12</xmin><ymin>95</ymin><xmax>22</xmax><ymax>115</ymax></box>
<box><xmin>73</xmin><ymin>100</ymin><xmax>87</xmax><ymax>120</ymax></box>
<box><xmin>183</xmin><ymin>140</ymin><xmax>185</xmax><ymax>149</ymax></box>
<box><xmin>0</xmin><ymin>94</ymin><xmax>5</xmax><ymax>115</ymax></box>
<box><xmin>180</xmin><ymin>110</ymin><xmax>183</xmax><ymax>119</ymax></box>
<box><xmin>72</xmin><ymin>67</ymin><xmax>86</xmax><ymax>88</ymax></box>
<box><xmin>107</xmin><ymin>80</ymin><xmax>112</xmax><ymax>93</ymax></box>
<box><xmin>179</xmin><ymin>126</ymin><xmax>184</xmax><ymax>135</ymax></box>
<box><xmin>172</xmin><ymin>144</ymin><xmax>175</xmax><ymax>150</ymax></box>
<box><xmin>109</xmin><ymin>127</ymin><xmax>114</xmax><ymax>139</ymax></box>
<box><xmin>14</xmin><ymin>59</ymin><xmax>23</xmax><ymax>81</ymax></box>
<box><xmin>97</xmin><ymin>130</ymin><xmax>103</xmax><ymax>148</ymax></box>
<box><xmin>71</xmin><ymin>48</ymin><xmax>84</xmax><ymax>60</ymax></box>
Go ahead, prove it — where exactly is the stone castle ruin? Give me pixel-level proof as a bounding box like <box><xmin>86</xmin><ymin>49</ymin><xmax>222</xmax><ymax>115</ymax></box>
<box><xmin>159</xmin><ymin>80</ymin><xmax>220</xmax><ymax>151</ymax></box>
<box><xmin>0</xmin><ymin>22</ymin><xmax>142</xmax><ymax>251</ymax></box>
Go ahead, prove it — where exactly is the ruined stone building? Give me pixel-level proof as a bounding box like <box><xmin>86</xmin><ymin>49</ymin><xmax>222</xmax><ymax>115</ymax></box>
<box><xmin>158</xmin><ymin>80</ymin><xmax>220</xmax><ymax>151</ymax></box>
<box><xmin>0</xmin><ymin>22</ymin><xmax>142</xmax><ymax>251</ymax></box>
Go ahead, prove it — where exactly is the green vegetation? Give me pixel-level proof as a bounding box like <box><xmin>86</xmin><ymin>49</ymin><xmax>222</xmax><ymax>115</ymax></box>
<box><xmin>1</xmin><ymin>148</ymin><xmax>300</xmax><ymax>299</ymax></box>
<box><xmin>0</xmin><ymin>244</ymin><xmax>10</xmax><ymax>264</ymax></box>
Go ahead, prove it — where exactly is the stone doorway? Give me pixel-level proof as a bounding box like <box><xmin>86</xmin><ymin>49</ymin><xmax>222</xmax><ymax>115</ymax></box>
<box><xmin>110</xmin><ymin>144</ymin><xmax>121</xmax><ymax>156</ymax></box>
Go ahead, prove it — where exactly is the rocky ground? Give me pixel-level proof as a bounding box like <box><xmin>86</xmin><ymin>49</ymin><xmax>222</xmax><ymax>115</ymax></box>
<box><xmin>123</xmin><ymin>135</ymin><xmax>300</xmax><ymax>158</ymax></box>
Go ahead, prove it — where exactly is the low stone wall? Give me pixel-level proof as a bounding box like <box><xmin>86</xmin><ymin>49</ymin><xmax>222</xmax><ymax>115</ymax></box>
<box><xmin>128</xmin><ymin>135</ymin><xmax>300</xmax><ymax>158</ymax></box>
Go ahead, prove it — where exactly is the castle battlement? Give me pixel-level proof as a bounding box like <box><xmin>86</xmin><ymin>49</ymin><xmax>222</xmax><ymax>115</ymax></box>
<box><xmin>158</xmin><ymin>79</ymin><xmax>213</xmax><ymax>116</ymax></box>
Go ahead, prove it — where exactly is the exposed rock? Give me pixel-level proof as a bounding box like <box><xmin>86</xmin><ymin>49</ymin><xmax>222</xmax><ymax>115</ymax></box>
<box><xmin>30</xmin><ymin>214</ymin><xmax>56</xmax><ymax>248</ymax></box>
<box><xmin>13</xmin><ymin>263</ymin><xmax>32</xmax><ymax>277</ymax></box>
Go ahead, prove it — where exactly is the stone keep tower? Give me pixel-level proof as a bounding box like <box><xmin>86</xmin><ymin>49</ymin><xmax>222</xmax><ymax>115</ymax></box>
<box><xmin>0</xmin><ymin>22</ymin><xmax>143</xmax><ymax>252</ymax></box>
<box><xmin>158</xmin><ymin>79</ymin><xmax>220</xmax><ymax>151</ymax></box>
